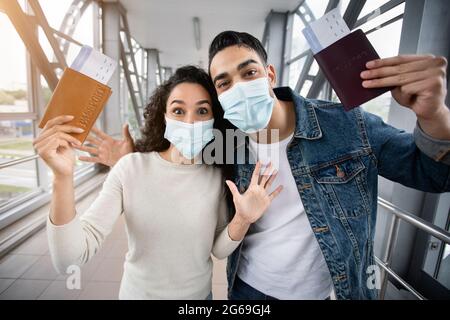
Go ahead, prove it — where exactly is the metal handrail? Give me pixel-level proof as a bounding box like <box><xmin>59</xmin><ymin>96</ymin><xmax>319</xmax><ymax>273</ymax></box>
<box><xmin>375</xmin><ymin>196</ymin><xmax>450</xmax><ymax>300</ymax></box>
<box><xmin>377</xmin><ymin>197</ymin><xmax>450</xmax><ymax>244</ymax></box>
<box><xmin>0</xmin><ymin>154</ymin><xmax>39</xmax><ymax>169</ymax></box>
<box><xmin>375</xmin><ymin>256</ymin><xmax>426</xmax><ymax>300</ymax></box>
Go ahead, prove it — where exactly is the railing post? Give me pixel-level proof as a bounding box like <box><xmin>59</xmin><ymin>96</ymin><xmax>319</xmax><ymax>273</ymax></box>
<box><xmin>379</xmin><ymin>215</ymin><xmax>400</xmax><ymax>299</ymax></box>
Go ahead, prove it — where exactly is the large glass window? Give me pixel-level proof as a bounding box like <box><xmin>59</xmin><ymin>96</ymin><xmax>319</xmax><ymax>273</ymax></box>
<box><xmin>290</xmin><ymin>13</ymin><xmax>308</xmax><ymax>60</ymax></box>
<box><xmin>0</xmin><ymin>11</ymin><xmax>39</xmax><ymax>207</ymax></box>
<box><xmin>285</xmin><ymin>0</ymin><xmax>405</xmax><ymax>121</ymax></box>
<box><xmin>0</xmin><ymin>14</ymin><xmax>29</xmax><ymax>113</ymax></box>
<box><xmin>358</xmin><ymin>0</ymin><xmax>393</xmax><ymax>19</ymax></box>
<box><xmin>285</xmin><ymin>0</ymin><xmax>329</xmax><ymax>91</ymax></box>
<box><xmin>357</xmin><ymin>3</ymin><xmax>404</xmax><ymax>121</ymax></box>
<box><xmin>0</xmin><ymin>0</ymin><xmax>101</xmax><ymax>213</ymax></box>
<box><xmin>288</xmin><ymin>56</ymin><xmax>306</xmax><ymax>89</ymax></box>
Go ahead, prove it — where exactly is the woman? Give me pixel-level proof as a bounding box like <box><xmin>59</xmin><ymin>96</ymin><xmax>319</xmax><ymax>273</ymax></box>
<box><xmin>33</xmin><ymin>66</ymin><xmax>282</xmax><ymax>299</ymax></box>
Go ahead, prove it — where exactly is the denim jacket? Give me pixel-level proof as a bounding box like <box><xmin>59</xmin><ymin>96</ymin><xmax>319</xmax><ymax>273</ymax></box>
<box><xmin>227</xmin><ymin>87</ymin><xmax>450</xmax><ymax>300</ymax></box>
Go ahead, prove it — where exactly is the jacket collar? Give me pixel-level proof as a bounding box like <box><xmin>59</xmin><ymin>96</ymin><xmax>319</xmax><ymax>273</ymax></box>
<box><xmin>273</xmin><ymin>87</ymin><xmax>322</xmax><ymax>140</ymax></box>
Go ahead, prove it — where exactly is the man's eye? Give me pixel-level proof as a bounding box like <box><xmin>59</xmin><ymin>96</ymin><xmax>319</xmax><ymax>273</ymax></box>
<box><xmin>245</xmin><ymin>70</ymin><xmax>257</xmax><ymax>77</ymax></box>
<box><xmin>218</xmin><ymin>81</ymin><xmax>229</xmax><ymax>89</ymax></box>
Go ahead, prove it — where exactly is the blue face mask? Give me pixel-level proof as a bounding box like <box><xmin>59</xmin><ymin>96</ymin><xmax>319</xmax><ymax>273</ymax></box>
<box><xmin>163</xmin><ymin>116</ymin><xmax>214</xmax><ymax>160</ymax></box>
<box><xmin>218</xmin><ymin>77</ymin><xmax>275</xmax><ymax>134</ymax></box>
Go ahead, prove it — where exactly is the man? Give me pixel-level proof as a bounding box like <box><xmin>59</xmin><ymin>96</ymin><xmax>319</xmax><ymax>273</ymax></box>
<box><xmin>75</xmin><ymin>31</ymin><xmax>450</xmax><ymax>299</ymax></box>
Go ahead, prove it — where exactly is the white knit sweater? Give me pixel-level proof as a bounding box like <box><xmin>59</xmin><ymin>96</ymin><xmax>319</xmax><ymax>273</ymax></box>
<box><xmin>47</xmin><ymin>151</ymin><xmax>240</xmax><ymax>299</ymax></box>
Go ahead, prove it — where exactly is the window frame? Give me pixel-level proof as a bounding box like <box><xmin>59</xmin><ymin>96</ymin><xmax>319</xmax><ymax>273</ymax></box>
<box><xmin>0</xmin><ymin>0</ymin><xmax>102</xmax><ymax>228</ymax></box>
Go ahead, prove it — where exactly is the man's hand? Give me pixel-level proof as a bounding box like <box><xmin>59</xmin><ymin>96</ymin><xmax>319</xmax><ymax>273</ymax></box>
<box><xmin>361</xmin><ymin>54</ymin><xmax>450</xmax><ymax>140</ymax></box>
<box><xmin>225</xmin><ymin>161</ymin><xmax>283</xmax><ymax>241</ymax></box>
<box><xmin>226</xmin><ymin>161</ymin><xmax>283</xmax><ymax>224</ymax></box>
<box><xmin>73</xmin><ymin>123</ymin><xmax>135</xmax><ymax>167</ymax></box>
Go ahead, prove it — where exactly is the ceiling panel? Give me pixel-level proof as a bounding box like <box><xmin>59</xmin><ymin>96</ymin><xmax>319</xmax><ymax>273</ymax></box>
<box><xmin>120</xmin><ymin>0</ymin><xmax>298</xmax><ymax>69</ymax></box>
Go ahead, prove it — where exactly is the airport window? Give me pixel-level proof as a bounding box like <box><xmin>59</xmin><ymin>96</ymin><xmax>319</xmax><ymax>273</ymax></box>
<box><xmin>286</xmin><ymin>0</ymin><xmax>405</xmax><ymax>121</ymax></box>
<box><xmin>288</xmin><ymin>56</ymin><xmax>306</xmax><ymax>89</ymax></box>
<box><xmin>358</xmin><ymin>3</ymin><xmax>405</xmax><ymax>121</ymax></box>
<box><xmin>290</xmin><ymin>13</ymin><xmax>309</xmax><ymax>61</ymax></box>
<box><xmin>0</xmin><ymin>12</ymin><xmax>40</xmax><ymax>207</ymax></box>
<box><xmin>0</xmin><ymin>0</ymin><xmax>101</xmax><ymax>219</ymax></box>
<box><xmin>358</xmin><ymin>0</ymin><xmax>393</xmax><ymax>19</ymax></box>
<box><xmin>118</xmin><ymin>28</ymin><xmax>148</xmax><ymax>139</ymax></box>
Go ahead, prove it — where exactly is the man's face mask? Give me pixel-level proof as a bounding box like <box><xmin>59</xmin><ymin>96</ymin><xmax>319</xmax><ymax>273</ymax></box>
<box><xmin>163</xmin><ymin>116</ymin><xmax>214</xmax><ymax>159</ymax></box>
<box><xmin>218</xmin><ymin>77</ymin><xmax>275</xmax><ymax>134</ymax></box>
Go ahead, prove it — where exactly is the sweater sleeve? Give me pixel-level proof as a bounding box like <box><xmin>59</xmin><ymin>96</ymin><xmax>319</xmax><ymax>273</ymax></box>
<box><xmin>211</xmin><ymin>189</ymin><xmax>242</xmax><ymax>260</ymax></box>
<box><xmin>46</xmin><ymin>155</ymin><xmax>128</xmax><ymax>274</ymax></box>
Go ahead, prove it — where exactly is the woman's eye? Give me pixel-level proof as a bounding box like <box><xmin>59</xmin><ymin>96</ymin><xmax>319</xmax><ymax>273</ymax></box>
<box><xmin>173</xmin><ymin>109</ymin><xmax>183</xmax><ymax>115</ymax></box>
<box><xmin>198</xmin><ymin>108</ymin><xmax>209</xmax><ymax>115</ymax></box>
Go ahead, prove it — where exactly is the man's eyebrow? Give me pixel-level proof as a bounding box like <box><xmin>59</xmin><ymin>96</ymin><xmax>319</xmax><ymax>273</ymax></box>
<box><xmin>170</xmin><ymin>99</ymin><xmax>185</xmax><ymax>105</ymax></box>
<box><xmin>237</xmin><ymin>59</ymin><xmax>259</xmax><ymax>71</ymax></box>
<box><xmin>212</xmin><ymin>59</ymin><xmax>259</xmax><ymax>86</ymax></box>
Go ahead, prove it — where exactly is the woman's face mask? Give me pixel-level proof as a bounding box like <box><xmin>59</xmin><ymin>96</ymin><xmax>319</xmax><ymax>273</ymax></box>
<box><xmin>218</xmin><ymin>77</ymin><xmax>275</xmax><ymax>134</ymax></box>
<box><xmin>163</xmin><ymin>116</ymin><xmax>214</xmax><ymax>160</ymax></box>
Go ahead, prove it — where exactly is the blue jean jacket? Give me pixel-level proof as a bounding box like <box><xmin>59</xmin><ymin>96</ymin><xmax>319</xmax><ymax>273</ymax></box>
<box><xmin>226</xmin><ymin>87</ymin><xmax>450</xmax><ymax>300</ymax></box>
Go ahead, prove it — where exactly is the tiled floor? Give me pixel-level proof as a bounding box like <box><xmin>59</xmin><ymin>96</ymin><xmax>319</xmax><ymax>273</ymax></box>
<box><xmin>0</xmin><ymin>189</ymin><xmax>228</xmax><ymax>300</ymax></box>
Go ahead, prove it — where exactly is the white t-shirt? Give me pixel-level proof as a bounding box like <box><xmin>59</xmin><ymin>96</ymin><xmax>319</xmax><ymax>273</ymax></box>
<box><xmin>237</xmin><ymin>132</ymin><xmax>333</xmax><ymax>299</ymax></box>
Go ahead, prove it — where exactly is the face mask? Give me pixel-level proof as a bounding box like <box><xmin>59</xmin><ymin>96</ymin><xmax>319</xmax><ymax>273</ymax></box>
<box><xmin>163</xmin><ymin>116</ymin><xmax>214</xmax><ymax>160</ymax></box>
<box><xmin>218</xmin><ymin>77</ymin><xmax>274</xmax><ymax>134</ymax></box>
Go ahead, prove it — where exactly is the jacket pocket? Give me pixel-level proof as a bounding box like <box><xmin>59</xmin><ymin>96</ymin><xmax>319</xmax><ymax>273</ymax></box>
<box><xmin>311</xmin><ymin>157</ymin><xmax>370</xmax><ymax>218</ymax></box>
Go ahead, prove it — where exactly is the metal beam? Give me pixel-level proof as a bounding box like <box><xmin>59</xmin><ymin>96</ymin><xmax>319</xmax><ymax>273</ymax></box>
<box><xmin>0</xmin><ymin>0</ymin><xmax>58</xmax><ymax>90</ymax></box>
<box><xmin>353</xmin><ymin>0</ymin><xmax>405</xmax><ymax>29</ymax></box>
<box><xmin>120</xmin><ymin>41</ymin><xmax>142</xmax><ymax>127</ymax></box>
<box><xmin>146</xmin><ymin>48</ymin><xmax>161</xmax><ymax>98</ymax></box>
<box><xmin>122</xmin><ymin>14</ymin><xmax>145</xmax><ymax>110</ymax></box>
<box><xmin>28</xmin><ymin>0</ymin><xmax>67</xmax><ymax>69</ymax></box>
<box><xmin>101</xmin><ymin>1</ymin><xmax>123</xmax><ymax>135</ymax></box>
<box><xmin>58</xmin><ymin>0</ymin><xmax>91</xmax><ymax>56</ymax></box>
<box><xmin>263</xmin><ymin>10</ymin><xmax>288</xmax><ymax>86</ymax></box>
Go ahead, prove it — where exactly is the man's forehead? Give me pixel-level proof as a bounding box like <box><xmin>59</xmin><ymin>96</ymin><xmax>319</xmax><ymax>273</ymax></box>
<box><xmin>210</xmin><ymin>45</ymin><xmax>263</xmax><ymax>76</ymax></box>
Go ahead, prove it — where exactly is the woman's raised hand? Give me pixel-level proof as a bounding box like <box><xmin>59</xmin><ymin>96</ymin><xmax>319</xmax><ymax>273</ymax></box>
<box><xmin>33</xmin><ymin>115</ymin><xmax>83</xmax><ymax>177</ymax></box>
<box><xmin>72</xmin><ymin>124</ymin><xmax>134</xmax><ymax>167</ymax></box>
<box><xmin>225</xmin><ymin>161</ymin><xmax>283</xmax><ymax>224</ymax></box>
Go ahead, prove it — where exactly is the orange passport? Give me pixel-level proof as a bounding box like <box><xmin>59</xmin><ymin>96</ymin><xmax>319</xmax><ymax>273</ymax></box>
<box><xmin>38</xmin><ymin>67</ymin><xmax>112</xmax><ymax>143</ymax></box>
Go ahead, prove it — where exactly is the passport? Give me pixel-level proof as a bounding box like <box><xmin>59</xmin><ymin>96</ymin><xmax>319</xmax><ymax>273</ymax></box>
<box><xmin>38</xmin><ymin>46</ymin><xmax>116</xmax><ymax>143</ymax></box>
<box><xmin>302</xmin><ymin>9</ymin><xmax>392</xmax><ymax>110</ymax></box>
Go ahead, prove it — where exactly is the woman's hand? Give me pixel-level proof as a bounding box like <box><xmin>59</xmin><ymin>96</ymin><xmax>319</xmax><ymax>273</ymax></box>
<box><xmin>72</xmin><ymin>124</ymin><xmax>134</xmax><ymax>167</ymax></box>
<box><xmin>32</xmin><ymin>115</ymin><xmax>83</xmax><ymax>177</ymax></box>
<box><xmin>226</xmin><ymin>161</ymin><xmax>283</xmax><ymax>225</ymax></box>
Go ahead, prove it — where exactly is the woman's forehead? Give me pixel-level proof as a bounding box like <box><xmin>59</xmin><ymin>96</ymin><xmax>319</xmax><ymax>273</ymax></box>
<box><xmin>168</xmin><ymin>82</ymin><xmax>211</xmax><ymax>103</ymax></box>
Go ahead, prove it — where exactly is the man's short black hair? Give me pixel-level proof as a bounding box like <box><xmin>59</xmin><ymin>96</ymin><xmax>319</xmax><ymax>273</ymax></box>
<box><xmin>208</xmin><ymin>31</ymin><xmax>268</xmax><ymax>71</ymax></box>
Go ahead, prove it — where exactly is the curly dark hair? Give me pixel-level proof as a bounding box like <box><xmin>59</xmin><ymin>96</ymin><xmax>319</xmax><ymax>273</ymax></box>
<box><xmin>134</xmin><ymin>65</ymin><xmax>235</xmax><ymax>216</ymax></box>
<box><xmin>134</xmin><ymin>65</ymin><xmax>225</xmax><ymax>153</ymax></box>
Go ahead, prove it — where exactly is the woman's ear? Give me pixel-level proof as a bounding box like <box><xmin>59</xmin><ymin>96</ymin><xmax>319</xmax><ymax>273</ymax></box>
<box><xmin>267</xmin><ymin>64</ymin><xmax>277</xmax><ymax>88</ymax></box>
